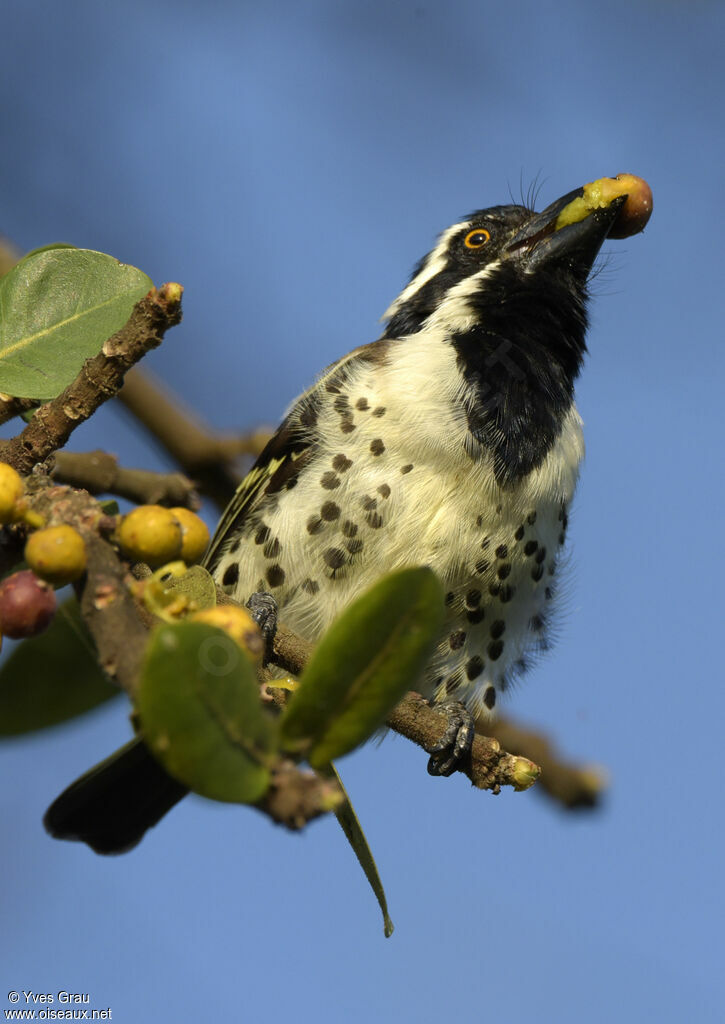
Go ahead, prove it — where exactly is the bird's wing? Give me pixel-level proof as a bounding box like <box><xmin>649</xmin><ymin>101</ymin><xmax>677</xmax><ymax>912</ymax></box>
<box><xmin>203</xmin><ymin>340</ymin><xmax>391</xmax><ymax>573</ymax></box>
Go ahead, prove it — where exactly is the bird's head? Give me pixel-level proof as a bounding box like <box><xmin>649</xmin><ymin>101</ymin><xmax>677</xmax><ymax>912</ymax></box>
<box><xmin>381</xmin><ymin>175</ymin><xmax>652</xmax><ymax>485</ymax></box>
<box><xmin>382</xmin><ymin>174</ymin><xmax>651</xmax><ymax>342</ymax></box>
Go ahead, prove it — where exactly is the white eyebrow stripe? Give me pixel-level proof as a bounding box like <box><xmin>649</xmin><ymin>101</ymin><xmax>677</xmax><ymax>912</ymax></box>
<box><xmin>382</xmin><ymin>221</ymin><xmax>469</xmax><ymax>321</ymax></box>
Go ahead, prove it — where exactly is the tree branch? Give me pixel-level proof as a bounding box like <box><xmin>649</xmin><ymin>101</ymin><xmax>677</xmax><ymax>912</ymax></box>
<box><xmin>117</xmin><ymin>368</ymin><xmax>272</xmax><ymax>510</ymax></box>
<box><xmin>488</xmin><ymin>719</ymin><xmax>605</xmax><ymax>809</ymax></box>
<box><xmin>50</xmin><ymin>449</ymin><xmax>199</xmax><ymax>509</ymax></box>
<box><xmin>1</xmin><ymin>284</ymin><xmax>183</xmax><ymax>476</ymax></box>
<box><xmin>264</xmin><ymin>623</ymin><xmax>540</xmax><ymax>793</ymax></box>
<box><xmin>0</xmin><ymin>394</ymin><xmax>38</xmax><ymax>426</ymax></box>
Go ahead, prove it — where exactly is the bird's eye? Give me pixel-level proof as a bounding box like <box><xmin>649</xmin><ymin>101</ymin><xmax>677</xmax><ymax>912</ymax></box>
<box><xmin>464</xmin><ymin>228</ymin><xmax>491</xmax><ymax>249</ymax></box>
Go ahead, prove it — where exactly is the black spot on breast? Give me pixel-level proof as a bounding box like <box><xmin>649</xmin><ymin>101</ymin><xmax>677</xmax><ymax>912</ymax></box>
<box><xmin>445</xmin><ymin>591</ymin><xmax>456</xmax><ymax>607</ymax></box>
<box><xmin>222</xmin><ymin>563</ymin><xmax>239</xmax><ymax>587</ymax></box>
<box><xmin>377</xmin><ymin>484</ymin><xmax>391</xmax><ymax>499</ymax></box>
<box><xmin>497</xmin><ymin>563</ymin><xmax>511</xmax><ymax>580</ymax></box>
<box><xmin>285</xmin><ymin>476</ymin><xmax>298</xmax><ymax>491</ymax></box>
<box><xmin>342</xmin><ymin>520</ymin><xmax>358</xmax><ymax>538</ymax></box>
<box><xmin>530</xmin><ymin>614</ymin><xmax>544</xmax><ymax>632</ymax></box>
<box><xmin>535</xmin><ymin>546</ymin><xmax>547</xmax><ymax>564</ymax></box>
<box><xmin>372</xmin><ymin>406</ymin><xmax>386</xmax><ymax>417</ymax></box>
<box><xmin>495</xmin><ymin>544</ymin><xmax>508</xmax><ymax>559</ymax></box>
<box><xmin>299</xmin><ymin>405</ymin><xmax>318</xmax><ymax>428</ymax></box>
<box><xmin>263</xmin><ymin>538</ymin><xmax>281</xmax><ymax>559</ymax></box>
<box><xmin>266</xmin><ymin>565</ymin><xmax>286</xmax><ymax>587</ymax></box>
<box><xmin>527</xmin><ymin>511</ymin><xmax>537</xmax><ymax>525</ymax></box>
<box><xmin>323</xmin><ymin>548</ymin><xmax>346</xmax><ymax>570</ymax></box>
<box><xmin>361</xmin><ymin>496</ymin><xmax>377</xmax><ymax>511</ymax></box>
<box><xmin>465</xmin><ymin>589</ymin><xmax>481</xmax><ymax>608</ymax></box>
<box><xmin>524</xmin><ymin>540</ymin><xmax>538</xmax><ymax>557</ymax></box>
<box><xmin>446</xmin><ymin>672</ymin><xmax>462</xmax><ymax>695</ymax></box>
<box><xmin>255</xmin><ymin>525</ymin><xmax>270</xmax><ymax>545</ymax></box>
<box><xmin>320</xmin><ymin>472</ymin><xmax>341</xmax><ymax>489</ymax></box>
<box><xmin>558</xmin><ymin>532</ymin><xmax>566</xmax><ymax>546</ymax></box>
<box><xmin>346</xmin><ymin>539</ymin><xmax>364</xmax><ymax>554</ymax></box>
<box><xmin>514</xmin><ymin>525</ymin><xmax>525</xmax><ymax>541</ymax></box>
<box><xmin>301</xmin><ymin>578</ymin><xmax>320</xmax><ymax>594</ymax></box>
<box><xmin>355</xmin><ymin>397</ymin><xmax>369</xmax><ymax>410</ymax></box>
<box><xmin>370</xmin><ymin>439</ymin><xmax>385</xmax><ymax>456</ymax></box>
<box><xmin>488</xmin><ymin>583</ymin><xmax>500</xmax><ymax>597</ymax></box>
<box><xmin>487</xmin><ymin>639</ymin><xmax>504</xmax><ymax>660</ymax></box>
<box><xmin>489</xmin><ymin>619</ymin><xmax>505</xmax><ymax>639</ymax></box>
<box><xmin>499</xmin><ymin>585</ymin><xmax>515</xmax><ymax>603</ymax></box>
<box><xmin>466</xmin><ymin>656</ymin><xmax>484</xmax><ymax>680</ymax></box>
<box><xmin>531</xmin><ymin>565</ymin><xmax>544</xmax><ymax>582</ymax></box>
<box><xmin>449</xmin><ymin>630</ymin><xmax>466</xmax><ymax>650</ymax></box>
<box><xmin>366</xmin><ymin>511</ymin><xmax>384</xmax><ymax>529</ymax></box>
<box><xmin>340</xmin><ymin>420</ymin><xmax>355</xmax><ymax>434</ymax></box>
<box><xmin>483</xmin><ymin>687</ymin><xmax>496</xmax><ymax>710</ymax></box>
<box><xmin>332</xmin><ymin>454</ymin><xmax>352</xmax><ymax>472</ymax></box>
<box><xmin>320</xmin><ymin>502</ymin><xmax>340</xmax><ymax>521</ymax></box>
<box><xmin>229</xmin><ymin>538</ymin><xmax>240</xmax><ymax>554</ymax></box>
<box><xmin>481</xmin><ymin>537</ymin><xmax>490</xmax><ymax>550</ymax></box>
<box><xmin>545</xmin><ymin>587</ymin><xmax>553</xmax><ymax>600</ymax></box>
<box><xmin>401</xmin><ymin>464</ymin><xmax>413</xmax><ymax>474</ymax></box>
<box><xmin>307</xmin><ymin>516</ymin><xmax>324</xmax><ymax>535</ymax></box>
<box><xmin>466</xmin><ymin>607</ymin><xmax>485</xmax><ymax>624</ymax></box>
<box><xmin>476</xmin><ymin>560</ymin><xmax>490</xmax><ymax>575</ymax></box>
<box><xmin>333</xmin><ymin>395</ymin><xmax>350</xmax><ymax>414</ymax></box>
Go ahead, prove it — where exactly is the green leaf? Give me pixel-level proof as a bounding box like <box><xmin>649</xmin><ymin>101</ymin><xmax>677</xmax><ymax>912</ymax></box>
<box><xmin>161</xmin><ymin>565</ymin><xmax>217</xmax><ymax>610</ymax></box>
<box><xmin>0</xmin><ymin>597</ymin><xmax>120</xmax><ymax>735</ymax></box>
<box><xmin>280</xmin><ymin>567</ymin><xmax>445</xmax><ymax>768</ymax></box>
<box><xmin>137</xmin><ymin>621</ymin><xmax>277</xmax><ymax>803</ymax></box>
<box><xmin>22</xmin><ymin>242</ymin><xmax>77</xmax><ymax>260</ymax></box>
<box><xmin>0</xmin><ymin>248</ymin><xmax>153</xmax><ymax>399</ymax></box>
<box><xmin>322</xmin><ymin>762</ymin><xmax>394</xmax><ymax>937</ymax></box>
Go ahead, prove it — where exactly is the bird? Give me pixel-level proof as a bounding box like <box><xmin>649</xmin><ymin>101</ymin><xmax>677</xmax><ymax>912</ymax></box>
<box><xmin>44</xmin><ymin>175</ymin><xmax>651</xmax><ymax>854</ymax></box>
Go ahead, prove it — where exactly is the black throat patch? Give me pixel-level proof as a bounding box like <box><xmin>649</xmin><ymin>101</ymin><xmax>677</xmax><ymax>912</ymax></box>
<box><xmin>451</xmin><ymin>263</ymin><xmax>589</xmax><ymax>487</ymax></box>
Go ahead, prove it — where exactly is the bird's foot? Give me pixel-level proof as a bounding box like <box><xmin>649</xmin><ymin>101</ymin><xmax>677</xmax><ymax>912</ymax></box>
<box><xmin>246</xmin><ymin>591</ymin><xmax>278</xmax><ymax>662</ymax></box>
<box><xmin>426</xmin><ymin>700</ymin><xmax>475</xmax><ymax>776</ymax></box>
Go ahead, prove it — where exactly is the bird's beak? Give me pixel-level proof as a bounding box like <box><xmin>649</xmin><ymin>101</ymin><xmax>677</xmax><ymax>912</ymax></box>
<box><xmin>505</xmin><ymin>185</ymin><xmax>626</xmax><ymax>274</ymax></box>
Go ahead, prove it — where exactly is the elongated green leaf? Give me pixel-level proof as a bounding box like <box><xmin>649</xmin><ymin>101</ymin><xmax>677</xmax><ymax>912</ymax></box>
<box><xmin>0</xmin><ymin>248</ymin><xmax>152</xmax><ymax>399</ymax></box>
<box><xmin>0</xmin><ymin>597</ymin><xmax>119</xmax><ymax>735</ymax></box>
<box><xmin>280</xmin><ymin>567</ymin><xmax>444</xmax><ymax>767</ymax></box>
<box><xmin>137</xmin><ymin>621</ymin><xmax>277</xmax><ymax>803</ymax></box>
<box><xmin>322</xmin><ymin>762</ymin><xmax>394</xmax><ymax>937</ymax></box>
<box><xmin>22</xmin><ymin>243</ymin><xmax>77</xmax><ymax>260</ymax></box>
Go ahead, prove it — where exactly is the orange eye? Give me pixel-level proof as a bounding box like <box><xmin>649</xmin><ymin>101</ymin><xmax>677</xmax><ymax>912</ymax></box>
<box><xmin>464</xmin><ymin>228</ymin><xmax>491</xmax><ymax>249</ymax></box>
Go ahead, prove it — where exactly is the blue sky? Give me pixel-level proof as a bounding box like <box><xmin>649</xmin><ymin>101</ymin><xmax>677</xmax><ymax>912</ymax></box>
<box><xmin>1</xmin><ymin>1</ymin><xmax>724</xmax><ymax>1021</ymax></box>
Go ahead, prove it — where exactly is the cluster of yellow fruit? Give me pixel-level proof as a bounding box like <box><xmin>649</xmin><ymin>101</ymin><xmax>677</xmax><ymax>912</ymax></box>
<box><xmin>0</xmin><ymin>463</ymin><xmax>211</xmax><ymax>643</ymax></box>
<box><xmin>116</xmin><ymin>505</ymin><xmax>209</xmax><ymax>567</ymax></box>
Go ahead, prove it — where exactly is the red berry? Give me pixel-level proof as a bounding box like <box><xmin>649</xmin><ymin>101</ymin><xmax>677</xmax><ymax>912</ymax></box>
<box><xmin>0</xmin><ymin>570</ymin><xmax>57</xmax><ymax>639</ymax></box>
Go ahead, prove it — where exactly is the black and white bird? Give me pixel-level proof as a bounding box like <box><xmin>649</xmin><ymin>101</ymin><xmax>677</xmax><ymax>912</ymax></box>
<box><xmin>44</xmin><ymin>175</ymin><xmax>652</xmax><ymax>853</ymax></box>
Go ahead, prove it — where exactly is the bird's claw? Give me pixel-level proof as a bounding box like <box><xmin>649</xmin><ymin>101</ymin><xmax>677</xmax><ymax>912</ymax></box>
<box><xmin>426</xmin><ymin>700</ymin><xmax>475</xmax><ymax>776</ymax></box>
<box><xmin>246</xmin><ymin>591</ymin><xmax>278</xmax><ymax>661</ymax></box>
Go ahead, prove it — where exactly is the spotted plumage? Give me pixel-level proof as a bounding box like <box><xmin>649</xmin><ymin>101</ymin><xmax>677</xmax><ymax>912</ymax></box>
<box><xmin>206</xmin><ymin>182</ymin><xmax>628</xmax><ymax>717</ymax></box>
<box><xmin>44</xmin><ymin>177</ymin><xmax>642</xmax><ymax>854</ymax></box>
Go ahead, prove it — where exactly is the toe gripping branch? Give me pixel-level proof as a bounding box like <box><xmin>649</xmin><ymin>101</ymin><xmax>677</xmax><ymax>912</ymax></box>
<box><xmin>246</xmin><ymin>591</ymin><xmax>279</xmax><ymax>663</ymax></box>
<box><xmin>426</xmin><ymin>700</ymin><xmax>476</xmax><ymax>777</ymax></box>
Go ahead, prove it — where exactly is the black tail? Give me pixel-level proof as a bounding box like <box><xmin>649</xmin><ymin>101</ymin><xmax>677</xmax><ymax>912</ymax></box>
<box><xmin>44</xmin><ymin>737</ymin><xmax>188</xmax><ymax>854</ymax></box>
